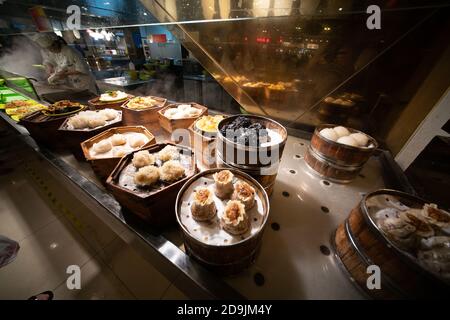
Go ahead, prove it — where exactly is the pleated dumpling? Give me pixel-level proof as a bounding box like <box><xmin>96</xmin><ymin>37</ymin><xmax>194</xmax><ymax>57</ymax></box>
<box><xmin>87</xmin><ymin>114</ymin><xmax>107</xmax><ymax>129</ymax></box>
<box><xmin>68</xmin><ymin>114</ymin><xmax>89</xmax><ymax>129</ymax></box>
<box><xmin>99</xmin><ymin>108</ymin><xmax>118</xmax><ymax>121</ymax></box>
<box><xmin>93</xmin><ymin>140</ymin><xmax>112</xmax><ymax>154</ymax></box>
<box><xmin>129</xmin><ymin>135</ymin><xmax>146</xmax><ymax>148</ymax></box>
<box><xmin>111</xmin><ymin>134</ymin><xmax>127</xmax><ymax>146</ymax></box>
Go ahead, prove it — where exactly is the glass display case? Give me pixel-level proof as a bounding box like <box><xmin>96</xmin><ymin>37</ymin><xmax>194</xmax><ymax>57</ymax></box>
<box><xmin>0</xmin><ymin>0</ymin><xmax>449</xmax><ymax>300</ymax></box>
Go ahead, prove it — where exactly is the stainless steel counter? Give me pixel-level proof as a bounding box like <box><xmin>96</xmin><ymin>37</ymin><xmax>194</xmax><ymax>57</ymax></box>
<box><xmin>0</xmin><ymin>111</ymin><xmax>413</xmax><ymax>299</ymax></box>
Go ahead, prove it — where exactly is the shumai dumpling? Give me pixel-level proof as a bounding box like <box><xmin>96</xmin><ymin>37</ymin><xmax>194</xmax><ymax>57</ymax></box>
<box><xmin>132</xmin><ymin>150</ymin><xmax>155</xmax><ymax>168</ymax></box>
<box><xmin>191</xmin><ymin>187</ymin><xmax>217</xmax><ymax>222</ymax></box>
<box><xmin>111</xmin><ymin>134</ymin><xmax>127</xmax><ymax>146</ymax></box>
<box><xmin>159</xmin><ymin>160</ymin><xmax>185</xmax><ymax>182</ymax></box>
<box><xmin>213</xmin><ymin>170</ymin><xmax>234</xmax><ymax>199</ymax></box>
<box><xmin>134</xmin><ymin>165</ymin><xmax>159</xmax><ymax>187</ymax></box>
<box><xmin>221</xmin><ymin>200</ymin><xmax>250</xmax><ymax>236</ymax></box>
<box><xmin>232</xmin><ymin>180</ymin><xmax>256</xmax><ymax>210</ymax></box>
<box><xmin>93</xmin><ymin>139</ymin><xmax>112</xmax><ymax>154</ymax></box>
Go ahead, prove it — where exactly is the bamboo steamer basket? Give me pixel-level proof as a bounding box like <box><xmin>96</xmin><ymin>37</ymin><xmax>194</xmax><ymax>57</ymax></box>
<box><xmin>306</xmin><ymin>124</ymin><xmax>378</xmax><ymax>183</ymax></box>
<box><xmin>106</xmin><ymin>143</ymin><xmax>197</xmax><ymax>227</ymax></box>
<box><xmin>81</xmin><ymin>126</ymin><xmax>156</xmax><ymax>182</ymax></box>
<box><xmin>58</xmin><ymin>111</ymin><xmax>123</xmax><ymax>160</ymax></box>
<box><xmin>216</xmin><ymin>115</ymin><xmax>287</xmax><ymax>168</ymax></box>
<box><xmin>216</xmin><ymin>115</ymin><xmax>287</xmax><ymax>196</ymax></box>
<box><xmin>333</xmin><ymin>189</ymin><xmax>450</xmax><ymax>299</ymax></box>
<box><xmin>88</xmin><ymin>94</ymin><xmax>133</xmax><ymax>110</ymax></box>
<box><xmin>157</xmin><ymin>103</ymin><xmax>207</xmax><ymax>133</ymax></box>
<box><xmin>304</xmin><ymin>146</ymin><xmax>363</xmax><ymax>183</ymax></box>
<box><xmin>121</xmin><ymin>96</ymin><xmax>167</xmax><ymax>130</ymax></box>
<box><xmin>310</xmin><ymin>124</ymin><xmax>377</xmax><ymax>167</ymax></box>
<box><xmin>175</xmin><ymin>169</ymin><xmax>270</xmax><ymax>275</ymax></box>
<box><xmin>188</xmin><ymin>116</ymin><xmax>227</xmax><ymax>170</ymax></box>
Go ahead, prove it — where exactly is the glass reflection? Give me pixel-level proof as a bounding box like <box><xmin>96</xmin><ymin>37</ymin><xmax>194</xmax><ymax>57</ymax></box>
<box><xmin>142</xmin><ymin>0</ymin><xmax>450</xmax><ymax>141</ymax></box>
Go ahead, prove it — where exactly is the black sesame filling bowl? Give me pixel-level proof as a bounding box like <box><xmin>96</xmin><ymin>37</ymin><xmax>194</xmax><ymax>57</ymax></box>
<box><xmin>216</xmin><ymin>115</ymin><xmax>288</xmax><ymax>168</ymax></box>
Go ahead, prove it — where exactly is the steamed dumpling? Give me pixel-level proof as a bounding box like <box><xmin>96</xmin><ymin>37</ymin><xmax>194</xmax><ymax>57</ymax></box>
<box><xmin>68</xmin><ymin>114</ymin><xmax>89</xmax><ymax>129</ymax></box>
<box><xmin>159</xmin><ymin>160</ymin><xmax>185</xmax><ymax>182</ymax></box>
<box><xmin>350</xmin><ymin>133</ymin><xmax>369</xmax><ymax>147</ymax></box>
<box><xmin>319</xmin><ymin>128</ymin><xmax>338</xmax><ymax>141</ymax></box>
<box><xmin>134</xmin><ymin>165</ymin><xmax>159</xmax><ymax>187</ymax></box>
<box><xmin>333</xmin><ymin>126</ymin><xmax>350</xmax><ymax>138</ymax></box>
<box><xmin>158</xmin><ymin>145</ymin><xmax>180</xmax><ymax>162</ymax></box>
<box><xmin>187</xmin><ymin>107</ymin><xmax>201</xmax><ymax>117</ymax></box>
<box><xmin>99</xmin><ymin>108</ymin><xmax>118</xmax><ymax>121</ymax></box>
<box><xmin>164</xmin><ymin>104</ymin><xmax>201</xmax><ymax>119</ymax></box>
<box><xmin>111</xmin><ymin>134</ymin><xmax>127</xmax><ymax>146</ymax></box>
<box><xmin>337</xmin><ymin>136</ymin><xmax>358</xmax><ymax>147</ymax></box>
<box><xmin>164</xmin><ymin>108</ymin><xmax>178</xmax><ymax>119</ymax></box>
<box><xmin>172</xmin><ymin>111</ymin><xmax>185</xmax><ymax>119</ymax></box>
<box><xmin>132</xmin><ymin>150</ymin><xmax>155</xmax><ymax>168</ymax></box>
<box><xmin>88</xmin><ymin>114</ymin><xmax>107</xmax><ymax>129</ymax></box>
<box><xmin>129</xmin><ymin>135</ymin><xmax>146</xmax><ymax>148</ymax></box>
<box><xmin>80</xmin><ymin>110</ymin><xmax>96</xmax><ymax>116</ymax></box>
<box><xmin>113</xmin><ymin>147</ymin><xmax>127</xmax><ymax>157</ymax></box>
<box><xmin>177</xmin><ymin>104</ymin><xmax>191</xmax><ymax>112</ymax></box>
<box><xmin>93</xmin><ymin>140</ymin><xmax>112</xmax><ymax>154</ymax></box>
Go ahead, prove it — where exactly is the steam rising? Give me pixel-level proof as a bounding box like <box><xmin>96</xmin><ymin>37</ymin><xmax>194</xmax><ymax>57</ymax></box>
<box><xmin>0</xmin><ymin>35</ymin><xmax>45</xmax><ymax>79</ymax></box>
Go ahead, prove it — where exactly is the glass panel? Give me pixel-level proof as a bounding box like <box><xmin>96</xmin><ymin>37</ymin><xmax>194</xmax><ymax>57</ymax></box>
<box><xmin>141</xmin><ymin>1</ymin><xmax>450</xmax><ymax>141</ymax></box>
<box><xmin>0</xmin><ymin>0</ymin><xmax>448</xmax><ymax>148</ymax></box>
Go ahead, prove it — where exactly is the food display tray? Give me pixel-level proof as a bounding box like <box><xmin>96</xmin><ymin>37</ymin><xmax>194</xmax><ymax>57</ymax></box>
<box><xmin>106</xmin><ymin>143</ymin><xmax>197</xmax><ymax>226</ymax></box>
<box><xmin>81</xmin><ymin>126</ymin><xmax>156</xmax><ymax>182</ymax></box>
<box><xmin>158</xmin><ymin>103</ymin><xmax>208</xmax><ymax>133</ymax></box>
<box><xmin>58</xmin><ymin>111</ymin><xmax>123</xmax><ymax>160</ymax></box>
<box><xmin>121</xmin><ymin>96</ymin><xmax>167</xmax><ymax>130</ymax></box>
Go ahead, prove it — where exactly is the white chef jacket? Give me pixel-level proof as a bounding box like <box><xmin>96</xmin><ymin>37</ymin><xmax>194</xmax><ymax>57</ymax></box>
<box><xmin>42</xmin><ymin>45</ymin><xmax>97</xmax><ymax>93</ymax></box>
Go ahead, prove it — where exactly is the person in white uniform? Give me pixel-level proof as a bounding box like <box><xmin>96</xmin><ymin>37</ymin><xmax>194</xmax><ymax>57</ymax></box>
<box><xmin>34</xmin><ymin>33</ymin><xmax>97</xmax><ymax>94</ymax></box>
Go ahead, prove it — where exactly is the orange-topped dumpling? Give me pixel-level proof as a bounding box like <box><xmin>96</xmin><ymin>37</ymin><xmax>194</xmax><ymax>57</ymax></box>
<box><xmin>221</xmin><ymin>200</ymin><xmax>250</xmax><ymax>235</ymax></box>
<box><xmin>213</xmin><ymin>170</ymin><xmax>234</xmax><ymax>199</ymax></box>
<box><xmin>232</xmin><ymin>180</ymin><xmax>256</xmax><ymax>210</ymax></box>
<box><xmin>191</xmin><ymin>187</ymin><xmax>217</xmax><ymax>222</ymax></box>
